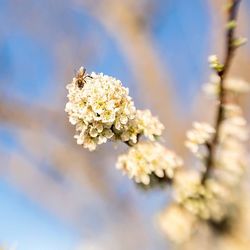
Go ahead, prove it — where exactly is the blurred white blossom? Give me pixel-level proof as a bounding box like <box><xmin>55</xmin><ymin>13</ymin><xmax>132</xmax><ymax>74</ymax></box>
<box><xmin>203</xmin><ymin>74</ymin><xmax>220</xmax><ymax>96</ymax></box>
<box><xmin>157</xmin><ymin>204</ymin><xmax>197</xmax><ymax>243</ymax></box>
<box><xmin>116</xmin><ymin>142</ymin><xmax>182</xmax><ymax>185</ymax></box>
<box><xmin>225</xmin><ymin>78</ymin><xmax>250</xmax><ymax>93</ymax></box>
<box><xmin>185</xmin><ymin>122</ymin><xmax>215</xmax><ymax>155</ymax></box>
<box><xmin>174</xmin><ymin>171</ymin><xmax>232</xmax><ymax>221</ymax></box>
<box><xmin>179</xmin><ymin>74</ymin><xmax>250</xmax><ymax>229</ymax></box>
<box><xmin>219</xmin><ymin>117</ymin><xmax>249</xmax><ymax>143</ymax></box>
<box><xmin>215</xmin><ymin>104</ymin><xmax>249</xmax><ymax>186</ymax></box>
<box><xmin>204</xmin><ymin>76</ymin><xmax>250</xmax><ymax>96</ymax></box>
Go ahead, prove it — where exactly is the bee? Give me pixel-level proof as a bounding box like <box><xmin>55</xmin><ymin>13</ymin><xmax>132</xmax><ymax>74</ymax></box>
<box><xmin>75</xmin><ymin>67</ymin><xmax>92</xmax><ymax>89</ymax></box>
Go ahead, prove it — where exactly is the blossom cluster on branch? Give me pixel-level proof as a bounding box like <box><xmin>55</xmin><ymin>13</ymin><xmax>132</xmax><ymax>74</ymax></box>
<box><xmin>158</xmin><ymin>76</ymin><xmax>249</xmax><ymax>244</ymax></box>
<box><xmin>65</xmin><ymin>68</ymin><xmax>164</xmax><ymax>151</ymax></box>
<box><xmin>65</xmin><ymin>70</ymin><xmax>249</xmax><ymax>244</ymax></box>
<box><xmin>65</xmin><ymin>67</ymin><xmax>180</xmax><ymax>186</ymax></box>
<box><xmin>65</xmin><ymin>0</ymin><xmax>249</xmax><ymax>247</ymax></box>
<box><xmin>117</xmin><ymin>142</ymin><xmax>182</xmax><ymax>185</ymax></box>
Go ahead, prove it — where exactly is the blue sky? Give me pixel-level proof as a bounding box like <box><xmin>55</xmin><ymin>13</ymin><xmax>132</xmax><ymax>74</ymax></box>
<box><xmin>0</xmin><ymin>181</ymin><xmax>79</xmax><ymax>250</ymax></box>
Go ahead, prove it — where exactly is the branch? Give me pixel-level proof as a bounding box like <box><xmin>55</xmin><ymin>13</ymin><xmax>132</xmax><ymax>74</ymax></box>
<box><xmin>202</xmin><ymin>0</ymin><xmax>242</xmax><ymax>182</ymax></box>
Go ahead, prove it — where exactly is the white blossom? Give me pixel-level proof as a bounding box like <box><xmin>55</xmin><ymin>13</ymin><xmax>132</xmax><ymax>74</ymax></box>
<box><xmin>215</xmin><ymin>104</ymin><xmax>249</xmax><ymax>186</ymax></box>
<box><xmin>66</xmin><ymin>68</ymin><xmax>165</xmax><ymax>151</ymax></box>
<box><xmin>225</xmin><ymin>78</ymin><xmax>250</xmax><ymax>93</ymax></box>
<box><xmin>174</xmin><ymin>171</ymin><xmax>231</xmax><ymax>221</ymax></box>
<box><xmin>208</xmin><ymin>55</ymin><xmax>222</xmax><ymax>71</ymax></box>
<box><xmin>219</xmin><ymin>116</ymin><xmax>249</xmax><ymax>142</ymax></box>
<box><xmin>185</xmin><ymin>122</ymin><xmax>215</xmax><ymax>155</ymax></box>
<box><xmin>119</xmin><ymin>109</ymin><xmax>164</xmax><ymax>145</ymax></box>
<box><xmin>203</xmin><ymin>74</ymin><xmax>220</xmax><ymax>96</ymax></box>
<box><xmin>116</xmin><ymin>142</ymin><xmax>182</xmax><ymax>185</ymax></box>
<box><xmin>203</xmin><ymin>75</ymin><xmax>250</xmax><ymax>97</ymax></box>
<box><xmin>135</xmin><ymin>109</ymin><xmax>164</xmax><ymax>140</ymax></box>
<box><xmin>65</xmin><ymin>67</ymin><xmax>136</xmax><ymax>150</ymax></box>
<box><xmin>157</xmin><ymin>204</ymin><xmax>197</xmax><ymax>243</ymax></box>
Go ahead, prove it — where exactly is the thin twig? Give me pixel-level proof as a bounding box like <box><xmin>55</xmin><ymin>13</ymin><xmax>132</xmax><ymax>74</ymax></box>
<box><xmin>202</xmin><ymin>0</ymin><xmax>242</xmax><ymax>183</ymax></box>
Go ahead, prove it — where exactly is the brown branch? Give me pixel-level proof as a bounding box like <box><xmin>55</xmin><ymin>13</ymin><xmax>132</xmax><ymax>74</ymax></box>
<box><xmin>202</xmin><ymin>0</ymin><xmax>242</xmax><ymax>183</ymax></box>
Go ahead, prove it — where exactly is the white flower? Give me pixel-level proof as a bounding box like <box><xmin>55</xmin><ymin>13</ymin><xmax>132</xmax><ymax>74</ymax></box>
<box><xmin>219</xmin><ymin>116</ymin><xmax>249</xmax><ymax>142</ymax></box>
<box><xmin>215</xmin><ymin>142</ymin><xmax>247</xmax><ymax>185</ymax></box>
<box><xmin>185</xmin><ymin>122</ymin><xmax>215</xmax><ymax>155</ymax></box>
<box><xmin>119</xmin><ymin>109</ymin><xmax>164</xmax><ymax>145</ymax></box>
<box><xmin>174</xmin><ymin>171</ymin><xmax>231</xmax><ymax>221</ymax></box>
<box><xmin>214</xmin><ymin>103</ymin><xmax>249</xmax><ymax>186</ymax></box>
<box><xmin>157</xmin><ymin>204</ymin><xmax>197</xmax><ymax>243</ymax></box>
<box><xmin>65</xmin><ymin>68</ymin><xmax>136</xmax><ymax>151</ymax></box>
<box><xmin>116</xmin><ymin>142</ymin><xmax>182</xmax><ymax>185</ymax></box>
<box><xmin>203</xmin><ymin>75</ymin><xmax>250</xmax><ymax>96</ymax></box>
<box><xmin>208</xmin><ymin>55</ymin><xmax>221</xmax><ymax>70</ymax></box>
<box><xmin>225</xmin><ymin>78</ymin><xmax>250</xmax><ymax>93</ymax></box>
<box><xmin>203</xmin><ymin>74</ymin><xmax>220</xmax><ymax>96</ymax></box>
<box><xmin>136</xmin><ymin>110</ymin><xmax>164</xmax><ymax>140</ymax></box>
<box><xmin>220</xmin><ymin>117</ymin><xmax>249</xmax><ymax>142</ymax></box>
<box><xmin>222</xmin><ymin>103</ymin><xmax>242</xmax><ymax>117</ymax></box>
<box><xmin>65</xmin><ymin>68</ymin><xmax>166</xmax><ymax>150</ymax></box>
<box><xmin>219</xmin><ymin>104</ymin><xmax>249</xmax><ymax>144</ymax></box>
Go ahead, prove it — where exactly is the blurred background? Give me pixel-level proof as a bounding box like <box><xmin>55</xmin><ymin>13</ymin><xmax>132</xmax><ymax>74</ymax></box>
<box><xmin>0</xmin><ymin>0</ymin><xmax>250</xmax><ymax>249</ymax></box>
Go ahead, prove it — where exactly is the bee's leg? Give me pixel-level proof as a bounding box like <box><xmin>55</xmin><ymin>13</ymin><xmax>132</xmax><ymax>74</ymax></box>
<box><xmin>85</xmin><ymin>75</ymin><xmax>93</xmax><ymax>79</ymax></box>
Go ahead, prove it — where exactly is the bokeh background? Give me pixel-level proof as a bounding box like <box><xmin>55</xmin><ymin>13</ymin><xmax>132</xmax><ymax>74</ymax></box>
<box><xmin>0</xmin><ymin>0</ymin><xmax>250</xmax><ymax>249</ymax></box>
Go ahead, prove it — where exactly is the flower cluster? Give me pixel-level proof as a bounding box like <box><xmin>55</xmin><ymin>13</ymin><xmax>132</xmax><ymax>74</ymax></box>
<box><xmin>65</xmin><ymin>68</ymin><xmax>164</xmax><ymax>150</ymax></box>
<box><xmin>65</xmin><ymin>64</ymin><xmax>249</xmax><ymax>245</ymax></box>
<box><xmin>119</xmin><ymin>109</ymin><xmax>164</xmax><ymax>145</ymax></box>
<box><xmin>65</xmin><ymin>2</ymin><xmax>250</xmax><ymax>247</ymax></box>
<box><xmin>157</xmin><ymin>204</ymin><xmax>197</xmax><ymax>243</ymax></box>
<box><xmin>178</xmin><ymin>76</ymin><xmax>249</xmax><ymax>226</ymax></box>
<box><xmin>136</xmin><ymin>110</ymin><xmax>164</xmax><ymax>140</ymax></box>
<box><xmin>203</xmin><ymin>75</ymin><xmax>250</xmax><ymax>97</ymax></box>
<box><xmin>203</xmin><ymin>74</ymin><xmax>220</xmax><ymax>96</ymax></box>
<box><xmin>65</xmin><ymin>68</ymin><xmax>136</xmax><ymax>150</ymax></box>
<box><xmin>225</xmin><ymin>78</ymin><xmax>250</xmax><ymax>93</ymax></box>
<box><xmin>202</xmin><ymin>70</ymin><xmax>249</xmax><ymax>187</ymax></box>
<box><xmin>174</xmin><ymin>171</ymin><xmax>232</xmax><ymax>222</ymax></box>
<box><xmin>116</xmin><ymin>142</ymin><xmax>182</xmax><ymax>185</ymax></box>
<box><xmin>185</xmin><ymin>122</ymin><xmax>215</xmax><ymax>155</ymax></box>
<box><xmin>215</xmin><ymin>104</ymin><xmax>249</xmax><ymax>186</ymax></box>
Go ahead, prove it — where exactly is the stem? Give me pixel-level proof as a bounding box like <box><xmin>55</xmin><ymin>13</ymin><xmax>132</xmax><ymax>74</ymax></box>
<box><xmin>202</xmin><ymin>0</ymin><xmax>242</xmax><ymax>183</ymax></box>
<box><xmin>124</xmin><ymin>133</ymin><xmax>142</xmax><ymax>147</ymax></box>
